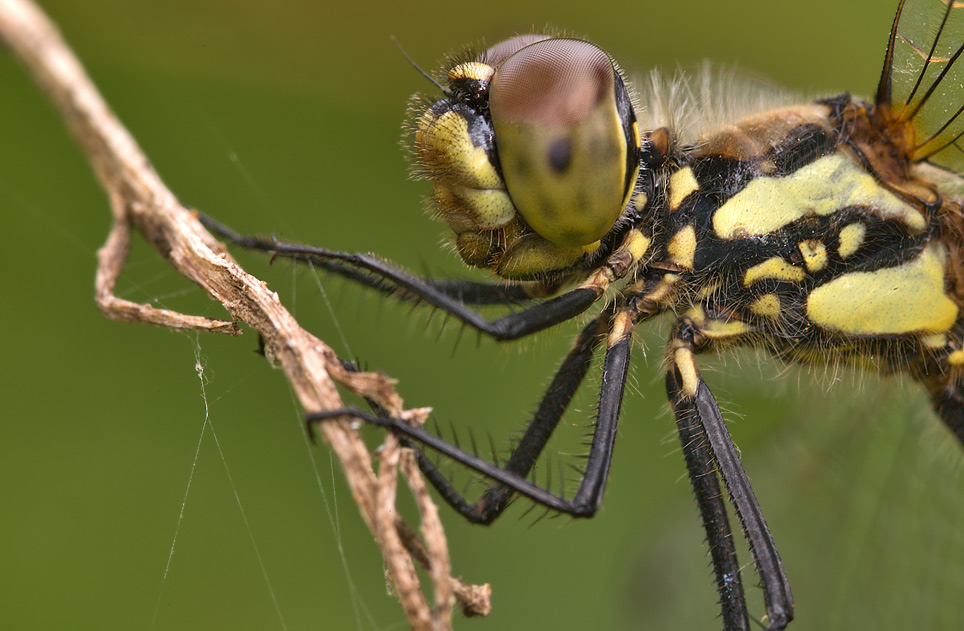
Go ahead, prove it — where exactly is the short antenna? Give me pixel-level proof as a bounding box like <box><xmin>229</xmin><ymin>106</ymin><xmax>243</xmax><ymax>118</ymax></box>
<box><xmin>391</xmin><ymin>35</ymin><xmax>450</xmax><ymax>96</ymax></box>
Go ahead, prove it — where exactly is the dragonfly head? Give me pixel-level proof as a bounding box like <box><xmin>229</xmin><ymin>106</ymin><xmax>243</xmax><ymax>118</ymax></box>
<box><xmin>412</xmin><ymin>36</ymin><xmax>646</xmax><ymax>279</ymax></box>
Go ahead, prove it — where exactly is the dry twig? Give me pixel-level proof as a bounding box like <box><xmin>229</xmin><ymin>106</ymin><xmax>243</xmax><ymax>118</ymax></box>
<box><xmin>0</xmin><ymin>0</ymin><xmax>489</xmax><ymax>626</ymax></box>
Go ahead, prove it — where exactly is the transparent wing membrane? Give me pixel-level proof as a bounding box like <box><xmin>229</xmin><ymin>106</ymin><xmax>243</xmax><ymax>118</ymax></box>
<box><xmin>878</xmin><ymin>0</ymin><xmax>964</xmax><ymax>170</ymax></box>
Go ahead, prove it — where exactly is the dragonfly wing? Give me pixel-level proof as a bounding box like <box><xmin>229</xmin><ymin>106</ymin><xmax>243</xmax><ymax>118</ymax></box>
<box><xmin>876</xmin><ymin>0</ymin><xmax>964</xmax><ymax>172</ymax></box>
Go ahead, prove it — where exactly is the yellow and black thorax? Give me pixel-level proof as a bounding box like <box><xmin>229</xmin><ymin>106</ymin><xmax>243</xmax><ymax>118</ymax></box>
<box><xmin>654</xmin><ymin>95</ymin><xmax>964</xmax><ymax>368</ymax></box>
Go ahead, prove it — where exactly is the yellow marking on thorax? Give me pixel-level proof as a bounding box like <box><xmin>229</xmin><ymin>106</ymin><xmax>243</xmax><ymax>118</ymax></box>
<box><xmin>750</xmin><ymin>294</ymin><xmax>782</xmax><ymax>318</ymax></box>
<box><xmin>743</xmin><ymin>257</ymin><xmax>806</xmax><ymax>286</ymax></box>
<box><xmin>798</xmin><ymin>240</ymin><xmax>828</xmax><ymax>272</ymax></box>
<box><xmin>668</xmin><ymin>167</ymin><xmax>700</xmax><ymax>211</ymax></box>
<box><xmin>947</xmin><ymin>349</ymin><xmax>964</xmax><ymax>366</ymax></box>
<box><xmin>713</xmin><ymin>153</ymin><xmax>927</xmax><ymax>239</ymax></box>
<box><xmin>806</xmin><ymin>244</ymin><xmax>959</xmax><ymax>335</ymax></box>
<box><xmin>625</xmin><ymin>229</ymin><xmax>653</xmax><ymax>263</ymax></box>
<box><xmin>684</xmin><ymin>305</ymin><xmax>706</xmax><ymax>322</ymax></box>
<box><xmin>703</xmin><ymin>318</ymin><xmax>752</xmax><ymax>339</ymax></box>
<box><xmin>923</xmin><ymin>333</ymin><xmax>948</xmax><ymax>349</ymax></box>
<box><xmin>667</xmin><ymin>225</ymin><xmax>697</xmax><ymax>269</ymax></box>
<box><xmin>632</xmin><ymin>192</ymin><xmax>649</xmax><ymax>213</ymax></box>
<box><xmin>698</xmin><ymin>282</ymin><xmax>722</xmax><ymax>300</ymax></box>
<box><xmin>626</xmin><ymin>274</ymin><xmax>679</xmax><ymax>308</ymax></box>
<box><xmin>581</xmin><ymin>229</ymin><xmax>651</xmax><ymax>289</ymax></box>
<box><xmin>837</xmin><ymin>223</ymin><xmax>866</xmax><ymax>259</ymax></box>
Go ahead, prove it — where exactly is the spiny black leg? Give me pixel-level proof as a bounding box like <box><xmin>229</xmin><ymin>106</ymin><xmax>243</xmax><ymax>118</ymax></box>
<box><xmin>416</xmin><ymin>313</ymin><xmax>609</xmax><ymax>523</ymax></box>
<box><xmin>670</xmin><ymin>322</ymin><xmax>794</xmax><ymax>630</ymax></box>
<box><xmin>200</xmin><ymin>212</ymin><xmax>611</xmax><ymax>341</ymax></box>
<box><xmin>278</xmin><ymin>242</ymin><xmax>597</xmax><ymax>340</ymax></box>
<box><xmin>200</xmin><ymin>212</ymin><xmax>594</xmax><ymax>337</ymax></box>
<box><xmin>310</xmin><ymin>406</ymin><xmax>587</xmax><ymax>513</ymax></box>
<box><xmin>329</xmin><ymin>314</ymin><xmax>606</xmax><ymax>521</ymax></box>
<box><xmin>199</xmin><ymin>212</ymin><xmax>537</xmax><ymax>305</ymax></box>
<box><xmin>308</xmin><ymin>308</ymin><xmax>633</xmax><ymax>522</ymax></box>
<box><xmin>690</xmin><ymin>378</ymin><xmax>793</xmax><ymax>630</ymax></box>
<box><xmin>666</xmin><ymin>370</ymin><xmax>750</xmax><ymax>631</ymax></box>
<box><xmin>571</xmin><ymin>310</ymin><xmax>633</xmax><ymax>511</ymax></box>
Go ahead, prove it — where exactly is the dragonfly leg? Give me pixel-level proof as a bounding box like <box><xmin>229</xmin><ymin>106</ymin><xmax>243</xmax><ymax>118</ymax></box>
<box><xmin>666</xmin><ymin>316</ymin><xmax>794</xmax><ymax>631</ymax></box>
<box><xmin>666</xmin><ymin>368</ymin><xmax>750</xmax><ymax>631</ymax></box>
<box><xmin>308</xmin><ymin>305</ymin><xmax>635</xmax><ymax>523</ymax></box>
<box><xmin>200</xmin><ymin>212</ymin><xmax>651</xmax><ymax>341</ymax></box>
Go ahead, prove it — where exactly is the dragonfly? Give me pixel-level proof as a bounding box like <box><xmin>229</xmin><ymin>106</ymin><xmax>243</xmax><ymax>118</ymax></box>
<box><xmin>201</xmin><ymin>0</ymin><xmax>964</xmax><ymax>628</ymax></box>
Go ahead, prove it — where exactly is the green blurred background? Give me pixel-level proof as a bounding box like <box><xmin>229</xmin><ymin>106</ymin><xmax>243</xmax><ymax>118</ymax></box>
<box><xmin>2</xmin><ymin>0</ymin><xmax>964</xmax><ymax>629</ymax></box>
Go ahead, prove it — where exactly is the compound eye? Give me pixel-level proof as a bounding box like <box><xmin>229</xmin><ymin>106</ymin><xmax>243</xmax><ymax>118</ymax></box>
<box><xmin>489</xmin><ymin>39</ymin><xmax>636</xmax><ymax>246</ymax></box>
<box><xmin>479</xmin><ymin>34</ymin><xmax>553</xmax><ymax>66</ymax></box>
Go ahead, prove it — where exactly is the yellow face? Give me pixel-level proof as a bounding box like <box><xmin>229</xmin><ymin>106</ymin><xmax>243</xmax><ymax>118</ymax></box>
<box><xmin>413</xmin><ymin>36</ymin><xmax>641</xmax><ymax>278</ymax></box>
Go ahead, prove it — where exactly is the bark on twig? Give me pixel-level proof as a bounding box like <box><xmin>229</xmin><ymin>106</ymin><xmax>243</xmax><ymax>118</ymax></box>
<box><xmin>0</xmin><ymin>0</ymin><xmax>489</xmax><ymax>626</ymax></box>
